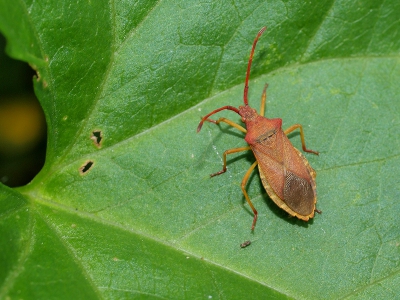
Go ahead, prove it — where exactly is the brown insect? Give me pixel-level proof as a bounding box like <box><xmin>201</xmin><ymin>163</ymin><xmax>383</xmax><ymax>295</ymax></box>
<box><xmin>197</xmin><ymin>27</ymin><xmax>320</xmax><ymax>230</ymax></box>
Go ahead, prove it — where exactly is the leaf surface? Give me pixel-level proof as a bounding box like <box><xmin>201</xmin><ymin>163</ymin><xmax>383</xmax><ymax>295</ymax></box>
<box><xmin>1</xmin><ymin>0</ymin><xmax>399</xmax><ymax>299</ymax></box>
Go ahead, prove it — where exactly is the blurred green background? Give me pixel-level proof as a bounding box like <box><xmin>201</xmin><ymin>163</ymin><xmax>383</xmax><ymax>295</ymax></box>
<box><xmin>0</xmin><ymin>32</ymin><xmax>46</xmax><ymax>187</ymax></box>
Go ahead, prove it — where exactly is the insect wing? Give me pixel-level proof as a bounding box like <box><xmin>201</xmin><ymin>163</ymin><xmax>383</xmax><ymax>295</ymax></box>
<box><xmin>251</xmin><ymin>131</ymin><xmax>316</xmax><ymax>218</ymax></box>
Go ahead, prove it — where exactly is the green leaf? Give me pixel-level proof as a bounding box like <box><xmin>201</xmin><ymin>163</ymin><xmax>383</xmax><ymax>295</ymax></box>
<box><xmin>1</xmin><ymin>0</ymin><xmax>399</xmax><ymax>299</ymax></box>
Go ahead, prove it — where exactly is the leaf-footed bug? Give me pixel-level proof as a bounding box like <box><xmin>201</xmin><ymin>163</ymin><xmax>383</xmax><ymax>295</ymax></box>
<box><xmin>197</xmin><ymin>27</ymin><xmax>320</xmax><ymax>230</ymax></box>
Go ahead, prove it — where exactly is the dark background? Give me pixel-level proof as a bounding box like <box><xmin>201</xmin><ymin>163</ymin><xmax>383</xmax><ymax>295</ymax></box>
<box><xmin>0</xmin><ymin>32</ymin><xmax>46</xmax><ymax>187</ymax></box>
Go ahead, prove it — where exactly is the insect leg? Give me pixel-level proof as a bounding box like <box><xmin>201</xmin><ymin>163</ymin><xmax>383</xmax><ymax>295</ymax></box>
<box><xmin>241</xmin><ymin>161</ymin><xmax>259</xmax><ymax>230</ymax></box>
<box><xmin>284</xmin><ymin>124</ymin><xmax>319</xmax><ymax>155</ymax></box>
<box><xmin>206</xmin><ymin>117</ymin><xmax>247</xmax><ymax>133</ymax></box>
<box><xmin>210</xmin><ymin>146</ymin><xmax>251</xmax><ymax>177</ymax></box>
<box><xmin>259</xmin><ymin>83</ymin><xmax>269</xmax><ymax>117</ymax></box>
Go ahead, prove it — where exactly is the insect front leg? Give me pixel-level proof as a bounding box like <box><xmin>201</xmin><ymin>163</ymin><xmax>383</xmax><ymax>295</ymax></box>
<box><xmin>205</xmin><ymin>117</ymin><xmax>247</xmax><ymax>133</ymax></box>
<box><xmin>259</xmin><ymin>83</ymin><xmax>269</xmax><ymax>117</ymax></box>
<box><xmin>210</xmin><ymin>146</ymin><xmax>251</xmax><ymax>177</ymax></box>
<box><xmin>284</xmin><ymin>124</ymin><xmax>319</xmax><ymax>155</ymax></box>
<box><xmin>241</xmin><ymin>161</ymin><xmax>259</xmax><ymax>230</ymax></box>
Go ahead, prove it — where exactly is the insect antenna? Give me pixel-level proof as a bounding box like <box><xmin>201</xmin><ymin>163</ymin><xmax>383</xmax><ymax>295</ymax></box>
<box><xmin>243</xmin><ymin>26</ymin><xmax>267</xmax><ymax>106</ymax></box>
<box><xmin>197</xmin><ymin>27</ymin><xmax>267</xmax><ymax>133</ymax></box>
<box><xmin>197</xmin><ymin>106</ymin><xmax>240</xmax><ymax>132</ymax></box>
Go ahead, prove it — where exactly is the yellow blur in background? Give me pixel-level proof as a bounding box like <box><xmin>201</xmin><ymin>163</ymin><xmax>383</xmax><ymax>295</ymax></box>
<box><xmin>0</xmin><ymin>96</ymin><xmax>46</xmax><ymax>187</ymax></box>
<box><xmin>0</xmin><ymin>96</ymin><xmax>45</xmax><ymax>156</ymax></box>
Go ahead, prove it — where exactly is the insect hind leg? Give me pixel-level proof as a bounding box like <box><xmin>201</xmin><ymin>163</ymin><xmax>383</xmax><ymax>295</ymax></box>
<box><xmin>241</xmin><ymin>161</ymin><xmax>259</xmax><ymax>230</ymax></box>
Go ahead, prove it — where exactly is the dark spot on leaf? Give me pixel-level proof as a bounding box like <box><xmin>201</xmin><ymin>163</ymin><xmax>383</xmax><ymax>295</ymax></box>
<box><xmin>79</xmin><ymin>160</ymin><xmax>94</xmax><ymax>175</ymax></box>
<box><xmin>90</xmin><ymin>130</ymin><xmax>102</xmax><ymax>148</ymax></box>
<box><xmin>240</xmin><ymin>240</ymin><xmax>251</xmax><ymax>248</ymax></box>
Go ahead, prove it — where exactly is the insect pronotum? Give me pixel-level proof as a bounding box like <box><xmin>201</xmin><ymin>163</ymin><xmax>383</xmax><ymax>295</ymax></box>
<box><xmin>197</xmin><ymin>27</ymin><xmax>320</xmax><ymax>230</ymax></box>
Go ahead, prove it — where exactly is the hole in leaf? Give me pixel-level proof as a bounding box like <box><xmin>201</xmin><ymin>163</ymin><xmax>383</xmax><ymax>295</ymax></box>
<box><xmin>90</xmin><ymin>130</ymin><xmax>102</xmax><ymax>148</ymax></box>
<box><xmin>79</xmin><ymin>160</ymin><xmax>94</xmax><ymax>175</ymax></box>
